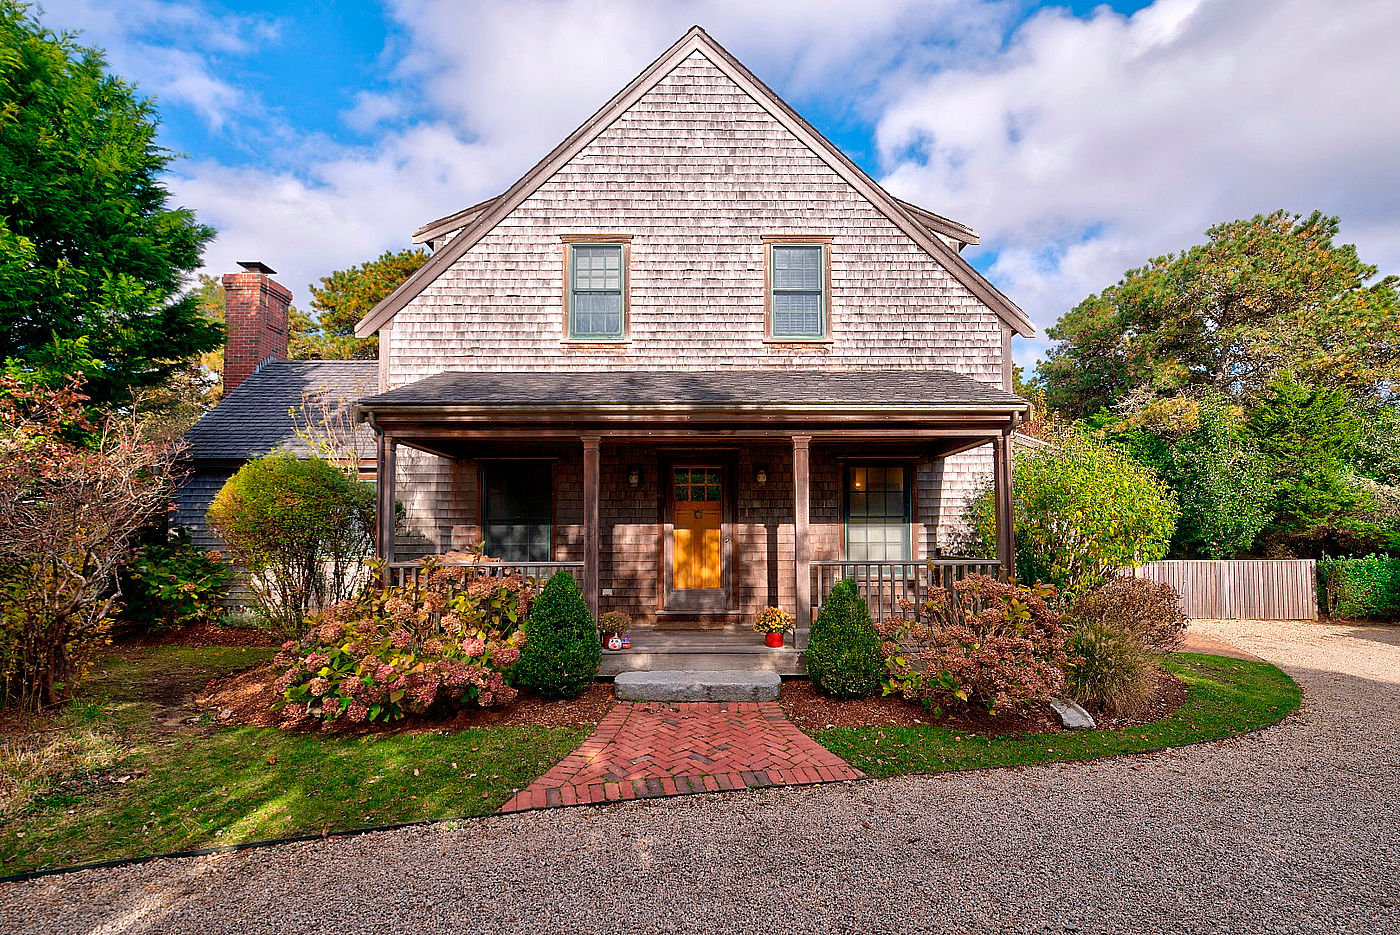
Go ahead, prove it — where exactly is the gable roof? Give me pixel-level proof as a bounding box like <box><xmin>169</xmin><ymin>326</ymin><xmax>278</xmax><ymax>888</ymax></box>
<box><xmin>183</xmin><ymin>360</ymin><xmax>378</xmax><ymax>461</ymax></box>
<box><xmin>356</xmin><ymin>26</ymin><xmax>1034</xmax><ymax>339</ymax></box>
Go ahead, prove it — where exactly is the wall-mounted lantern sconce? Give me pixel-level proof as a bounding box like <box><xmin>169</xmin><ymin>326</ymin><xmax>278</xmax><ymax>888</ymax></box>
<box><xmin>754</xmin><ymin>466</ymin><xmax>769</xmax><ymax>486</ymax></box>
<box><xmin>627</xmin><ymin>465</ymin><xmax>642</xmax><ymax>487</ymax></box>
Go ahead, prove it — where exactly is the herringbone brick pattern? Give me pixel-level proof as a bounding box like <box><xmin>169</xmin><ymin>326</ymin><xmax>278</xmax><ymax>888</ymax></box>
<box><xmin>501</xmin><ymin>701</ymin><xmax>862</xmax><ymax>812</ymax></box>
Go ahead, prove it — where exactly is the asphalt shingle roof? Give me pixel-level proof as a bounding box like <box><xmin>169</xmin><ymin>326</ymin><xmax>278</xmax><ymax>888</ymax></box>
<box><xmin>183</xmin><ymin>360</ymin><xmax>378</xmax><ymax>460</ymax></box>
<box><xmin>359</xmin><ymin>369</ymin><xmax>1025</xmax><ymax>409</ymax></box>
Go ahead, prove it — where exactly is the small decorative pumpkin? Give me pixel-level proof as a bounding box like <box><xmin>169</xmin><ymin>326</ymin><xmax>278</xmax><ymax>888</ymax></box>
<box><xmin>606</xmin><ymin>634</ymin><xmax>624</xmax><ymax>651</ymax></box>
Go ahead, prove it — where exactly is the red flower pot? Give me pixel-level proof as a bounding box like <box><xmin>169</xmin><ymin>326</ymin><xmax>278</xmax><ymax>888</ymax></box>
<box><xmin>765</xmin><ymin>632</ymin><xmax>785</xmax><ymax>648</ymax></box>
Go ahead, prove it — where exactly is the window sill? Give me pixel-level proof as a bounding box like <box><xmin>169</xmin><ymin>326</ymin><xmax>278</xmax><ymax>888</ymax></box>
<box><xmin>764</xmin><ymin>337</ymin><xmax>835</xmax><ymax>346</ymax></box>
<box><xmin>561</xmin><ymin>339</ymin><xmax>631</xmax><ymax>347</ymax></box>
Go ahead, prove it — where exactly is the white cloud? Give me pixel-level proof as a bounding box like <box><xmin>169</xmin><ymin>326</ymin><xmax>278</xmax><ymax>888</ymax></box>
<box><xmin>875</xmin><ymin>0</ymin><xmax>1400</xmax><ymax>360</ymax></box>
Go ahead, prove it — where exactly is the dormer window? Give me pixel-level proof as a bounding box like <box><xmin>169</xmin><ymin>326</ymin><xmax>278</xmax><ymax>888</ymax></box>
<box><xmin>765</xmin><ymin>239</ymin><xmax>830</xmax><ymax>340</ymax></box>
<box><xmin>565</xmin><ymin>239</ymin><xmax>628</xmax><ymax>341</ymax></box>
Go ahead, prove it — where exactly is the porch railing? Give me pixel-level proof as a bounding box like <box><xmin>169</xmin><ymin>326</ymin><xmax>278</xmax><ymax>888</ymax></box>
<box><xmin>386</xmin><ymin>560</ymin><xmax>585</xmax><ymax>590</ymax></box>
<box><xmin>811</xmin><ymin>559</ymin><xmax>1004</xmax><ymax>623</ymax></box>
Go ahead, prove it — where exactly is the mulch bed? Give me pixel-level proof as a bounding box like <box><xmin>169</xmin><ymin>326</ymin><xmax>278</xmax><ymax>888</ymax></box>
<box><xmin>123</xmin><ymin>622</ymin><xmax>283</xmax><ymax>649</ymax></box>
<box><xmin>780</xmin><ymin>667</ymin><xmax>1187</xmax><ymax>736</ymax></box>
<box><xmin>197</xmin><ymin>663</ymin><xmax>615</xmax><ymax>734</ymax></box>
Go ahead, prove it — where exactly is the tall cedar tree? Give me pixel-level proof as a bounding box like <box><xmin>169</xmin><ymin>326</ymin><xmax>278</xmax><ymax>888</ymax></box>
<box><xmin>0</xmin><ymin>3</ymin><xmax>219</xmax><ymax>407</ymax></box>
<box><xmin>1246</xmin><ymin>373</ymin><xmax>1362</xmax><ymax>540</ymax></box>
<box><xmin>1035</xmin><ymin>211</ymin><xmax>1400</xmax><ymax>419</ymax></box>
<box><xmin>290</xmin><ymin>248</ymin><xmax>428</xmax><ymax>359</ymax></box>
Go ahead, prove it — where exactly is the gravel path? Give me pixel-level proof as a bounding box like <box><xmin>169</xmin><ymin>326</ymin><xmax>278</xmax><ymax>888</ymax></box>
<box><xmin>5</xmin><ymin>619</ymin><xmax>1398</xmax><ymax>934</ymax></box>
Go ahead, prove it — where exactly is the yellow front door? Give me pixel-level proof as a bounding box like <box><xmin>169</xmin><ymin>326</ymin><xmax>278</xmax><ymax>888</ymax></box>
<box><xmin>673</xmin><ymin>467</ymin><xmax>723</xmax><ymax>590</ymax></box>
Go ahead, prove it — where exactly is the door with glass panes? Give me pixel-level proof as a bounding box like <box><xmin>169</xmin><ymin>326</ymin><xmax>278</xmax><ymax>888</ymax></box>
<box><xmin>667</xmin><ymin>465</ymin><xmax>728</xmax><ymax>611</ymax></box>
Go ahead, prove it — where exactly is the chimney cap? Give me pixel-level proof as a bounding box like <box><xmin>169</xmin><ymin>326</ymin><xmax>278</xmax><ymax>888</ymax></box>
<box><xmin>236</xmin><ymin>260</ymin><xmax>278</xmax><ymax>275</ymax></box>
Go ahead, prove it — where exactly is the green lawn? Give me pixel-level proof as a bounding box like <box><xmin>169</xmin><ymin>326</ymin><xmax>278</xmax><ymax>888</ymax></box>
<box><xmin>814</xmin><ymin>653</ymin><xmax>1301</xmax><ymax>778</ymax></box>
<box><xmin>0</xmin><ymin>644</ymin><xmax>586</xmax><ymax>877</ymax></box>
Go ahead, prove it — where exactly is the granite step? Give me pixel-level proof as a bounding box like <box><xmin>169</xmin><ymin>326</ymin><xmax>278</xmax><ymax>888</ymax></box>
<box><xmin>613</xmin><ymin>669</ymin><xmax>783</xmax><ymax>702</ymax></box>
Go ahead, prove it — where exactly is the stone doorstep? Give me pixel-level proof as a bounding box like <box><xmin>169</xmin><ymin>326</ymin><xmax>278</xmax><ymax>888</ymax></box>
<box><xmin>614</xmin><ymin>669</ymin><xmax>782</xmax><ymax>702</ymax></box>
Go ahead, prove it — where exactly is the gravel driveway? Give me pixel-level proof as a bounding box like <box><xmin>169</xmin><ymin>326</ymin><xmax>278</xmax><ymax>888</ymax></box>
<box><xmin>4</xmin><ymin>619</ymin><xmax>1398</xmax><ymax>935</ymax></box>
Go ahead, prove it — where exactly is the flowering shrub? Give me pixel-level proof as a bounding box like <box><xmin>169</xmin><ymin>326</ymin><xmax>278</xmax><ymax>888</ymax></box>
<box><xmin>877</xmin><ymin>575</ymin><xmax>1068</xmax><ymax>714</ymax></box>
<box><xmin>752</xmin><ymin>606</ymin><xmax>794</xmax><ymax>634</ymax></box>
<box><xmin>273</xmin><ymin>560</ymin><xmax>532</xmax><ymax>727</ymax></box>
<box><xmin>597</xmin><ymin>610</ymin><xmax>632</xmax><ymax>635</ymax></box>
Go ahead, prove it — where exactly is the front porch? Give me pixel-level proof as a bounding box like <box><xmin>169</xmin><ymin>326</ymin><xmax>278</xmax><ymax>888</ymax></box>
<box><xmin>360</xmin><ymin>370</ymin><xmax>1024</xmax><ymax>669</ymax></box>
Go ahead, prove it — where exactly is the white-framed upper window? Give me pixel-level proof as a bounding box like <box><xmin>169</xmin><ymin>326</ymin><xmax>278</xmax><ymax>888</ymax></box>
<box><xmin>768</xmin><ymin>243</ymin><xmax>827</xmax><ymax>340</ymax></box>
<box><xmin>567</xmin><ymin>243</ymin><xmax>626</xmax><ymax>340</ymax></box>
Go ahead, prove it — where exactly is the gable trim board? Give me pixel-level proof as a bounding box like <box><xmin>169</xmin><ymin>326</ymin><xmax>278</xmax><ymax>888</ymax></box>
<box><xmin>356</xmin><ymin>26</ymin><xmax>1033</xmax><ymax>339</ymax></box>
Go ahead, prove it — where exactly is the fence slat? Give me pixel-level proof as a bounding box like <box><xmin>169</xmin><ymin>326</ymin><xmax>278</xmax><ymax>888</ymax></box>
<box><xmin>1133</xmin><ymin>559</ymin><xmax>1316</xmax><ymax>620</ymax></box>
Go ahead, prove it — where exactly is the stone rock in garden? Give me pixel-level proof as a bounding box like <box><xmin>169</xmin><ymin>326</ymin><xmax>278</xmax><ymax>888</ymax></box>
<box><xmin>1050</xmin><ymin>698</ymin><xmax>1097</xmax><ymax>731</ymax></box>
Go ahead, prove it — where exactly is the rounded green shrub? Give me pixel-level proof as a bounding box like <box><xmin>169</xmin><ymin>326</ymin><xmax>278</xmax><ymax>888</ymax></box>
<box><xmin>805</xmin><ymin>579</ymin><xmax>883</xmax><ymax>698</ymax></box>
<box><xmin>1063</xmin><ymin>621</ymin><xmax>1157</xmax><ymax>716</ymax></box>
<box><xmin>513</xmin><ymin>571</ymin><xmax>600</xmax><ymax>699</ymax></box>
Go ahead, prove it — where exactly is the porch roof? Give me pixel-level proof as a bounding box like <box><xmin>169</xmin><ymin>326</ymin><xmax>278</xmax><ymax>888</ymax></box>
<box><xmin>358</xmin><ymin>369</ymin><xmax>1026</xmax><ymax>418</ymax></box>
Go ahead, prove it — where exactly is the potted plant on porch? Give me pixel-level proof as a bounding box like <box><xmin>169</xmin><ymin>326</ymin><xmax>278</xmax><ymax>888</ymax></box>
<box><xmin>598</xmin><ymin>611</ymin><xmax>632</xmax><ymax>651</ymax></box>
<box><xmin>753</xmin><ymin>606</ymin><xmax>794</xmax><ymax>648</ymax></box>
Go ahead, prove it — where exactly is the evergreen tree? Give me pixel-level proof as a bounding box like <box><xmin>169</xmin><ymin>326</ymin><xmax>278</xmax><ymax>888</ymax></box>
<box><xmin>290</xmin><ymin>248</ymin><xmax>428</xmax><ymax>359</ymax></box>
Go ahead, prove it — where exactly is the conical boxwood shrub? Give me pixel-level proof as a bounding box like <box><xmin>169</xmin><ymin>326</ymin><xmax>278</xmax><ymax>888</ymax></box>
<box><xmin>805</xmin><ymin>578</ymin><xmax>883</xmax><ymax>698</ymax></box>
<box><xmin>513</xmin><ymin>571</ymin><xmax>600</xmax><ymax>699</ymax></box>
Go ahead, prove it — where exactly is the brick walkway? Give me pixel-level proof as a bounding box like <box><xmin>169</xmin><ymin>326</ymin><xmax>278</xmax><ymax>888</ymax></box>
<box><xmin>500</xmin><ymin>701</ymin><xmax>862</xmax><ymax>812</ymax></box>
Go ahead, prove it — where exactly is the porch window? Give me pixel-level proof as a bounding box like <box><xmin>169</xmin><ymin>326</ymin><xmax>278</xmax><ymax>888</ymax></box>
<box><xmin>568</xmin><ymin>243</ymin><xmax>625</xmax><ymax>340</ymax></box>
<box><xmin>768</xmin><ymin>243</ymin><xmax>827</xmax><ymax>339</ymax></box>
<box><xmin>482</xmin><ymin>461</ymin><xmax>552</xmax><ymax>563</ymax></box>
<box><xmin>844</xmin><ymin>464</ymin><xmax>911</xmax><ymax>562</ymax></box>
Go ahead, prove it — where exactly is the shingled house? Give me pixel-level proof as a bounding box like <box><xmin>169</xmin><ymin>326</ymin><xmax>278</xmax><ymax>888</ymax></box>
<box><xmin>175</xmin><ymin>262</ymin><xmax>377</xmax><ymax>552</ymax></box>
<box><xmin>348</xmin><ymin>27</ymin><xmax>1033</xmax><ymax>671</ymax></box>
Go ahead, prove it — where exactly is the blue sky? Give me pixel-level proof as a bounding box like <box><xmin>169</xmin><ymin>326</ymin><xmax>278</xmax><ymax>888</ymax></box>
<box><xmin>40</xmin><ymin>0</ymin><xmax>1400</xmax><ymax>367</ymax></box>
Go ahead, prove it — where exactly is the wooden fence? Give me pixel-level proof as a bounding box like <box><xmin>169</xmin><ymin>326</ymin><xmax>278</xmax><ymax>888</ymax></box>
<box><xmin>1130</xmin><ymin>559</ymin><xmax>1317</xmax><ymax>620</ymax></box>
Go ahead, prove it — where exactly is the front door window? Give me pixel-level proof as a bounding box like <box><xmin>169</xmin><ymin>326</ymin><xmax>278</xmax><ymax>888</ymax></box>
<box><xmin>672</xmin><ymin>466</ymin><xmax>723</xmax><ymax>590</ymax></box>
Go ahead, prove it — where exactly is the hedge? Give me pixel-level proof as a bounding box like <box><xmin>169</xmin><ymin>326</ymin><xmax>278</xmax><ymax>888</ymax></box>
<box><xmin>1318</xmin><ymin>555</ymin><xmax>1400</xmax><ymax>620</ymax></box>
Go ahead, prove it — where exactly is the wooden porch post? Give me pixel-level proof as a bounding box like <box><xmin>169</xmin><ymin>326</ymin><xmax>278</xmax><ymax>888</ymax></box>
<box><xmin>793</xmin><ymin>435</ymin><xmax>812</xmax><ymax>648</ymax></box>
<box><xmin>376</xmin><ymin>432</ymin><xmax>397</xmax><ymax>573</ymax></box>
<box><xmin>993</xmin><ymin>431</ymin><xmax>1014</xmax><ymax>582</ymax></box>
<box><xmin>582</xmin><ymin>435</ymin><xmax>601</xmax><ymax>617</ymax></box>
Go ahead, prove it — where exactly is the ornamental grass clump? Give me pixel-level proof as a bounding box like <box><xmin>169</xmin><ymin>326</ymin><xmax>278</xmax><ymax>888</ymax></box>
<box><xmin>273</xmin><ymin>559</ymin><xmax>531</xmax><ymax>727</ymax></box>
<box><xmin>806</xmin><ymin>580</ymin><xmax>883</xmax><ymax>698</ymax></box>
<box><xmin>877</xmin><ymin>574</ymin><xmax>1067</xmax><ymax>714</ymax></box>
<box><xmin>1062</xmin><ymin>621</ymin><xmax>1157</xmax><ymax>716</ymax></box>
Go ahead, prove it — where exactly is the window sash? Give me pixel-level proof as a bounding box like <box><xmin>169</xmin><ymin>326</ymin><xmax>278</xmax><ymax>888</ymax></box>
<box><xmin>482</xmin><ymin>462</ymin><xmax>552</xmax><ymax>563</ymax></box>
<box><xmin>569</xmin><ymin>244</ymin><xmax>625</xmax><ymax>339</ymax></box>
<box><xmin>769</xmin><ymin>244</ymin><xmax>826</xmax><ymax>338</ymax></box>
<box><xmin>844</xmin><ymin>464</ymin><xmax>911</xmax><ymax>562</ymax></box>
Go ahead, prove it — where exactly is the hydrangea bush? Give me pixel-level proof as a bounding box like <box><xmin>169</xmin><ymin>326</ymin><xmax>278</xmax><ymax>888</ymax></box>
<box><xmin>877</xmin><ymin>574</ymin><xmax>1068</xmax><ymax>714</ymax></box>
<box><xmin>273</xmin><ymin>560</ymin><xmax>531</xmax><ymax>727</ymax></box>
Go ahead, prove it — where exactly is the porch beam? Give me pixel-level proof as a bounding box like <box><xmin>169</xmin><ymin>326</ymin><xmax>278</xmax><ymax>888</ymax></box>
<box><xmin>993</xmin><ymin>431</ymin><xmax>1013</xmax><ymax>582</ymax></box>
<box><xmin>793</xmin><ymin>434</ymin><xmax>812</xmax><ymax>649</ymax></box>
<box><xmin>372</xmin><ymin>426</ymin><xmax>1008</xmax><ymax>442</ymax></box>
<box><xmin>582</xmin><ymin>435</ymin><xmax>601</xmax><ymax>617</ymax></box>
<box><xmin>376</xmin><ymin>433</ymin><xmax>397</xmax><ymax>571</ymax></box>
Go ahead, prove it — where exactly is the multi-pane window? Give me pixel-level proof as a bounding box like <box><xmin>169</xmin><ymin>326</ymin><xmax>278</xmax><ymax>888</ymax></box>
<box><xmin>845</xmin><ymin>465</ymin><xmax>911</xmax><ymax>562</ymax></box>
<box><xmin>769</xmin><ymin>244</ymin><xmax>826</xmax><ymax>339</ymax></box>
<box><xmin>482</xmin><ymin>462</ymin><xmax>552</xmax><ymax>563</ymax></box>
<box><xmin>568</xmin><ymin>244</ymin><xmax>625</xmax><ymax>340</ymax></box>
<box><xmin>673</xmin><ymin>467</ymin><xmax>723</xmax><ymax>503</ymax></box>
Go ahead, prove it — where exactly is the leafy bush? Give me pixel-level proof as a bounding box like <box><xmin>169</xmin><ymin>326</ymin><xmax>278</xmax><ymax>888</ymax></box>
<box><xmin>512</xmin><ymin>572</ymin><xmax>599</xmax><ymax>700</ymax></box>
<box><xmin>207</xmin><ymin>454</ymin><xmax>374</xmax><ymax>636</ymax></box>
<box><xmin>878</xmin><ymin>575</ymin><xmax>1067</xmax><ymax>714</ymax></box>
<box><xmin>274</xmin><ymin>560</ymin><xmax>532</xmax><ymax>726</ymax></box>
<box><xmin>1062</xmin><ymin>621</ymin><xmax>1157</xmax><ymax>716</ymax></box>
<box><xmin>966</xmin><ymin>426</ymin><xmax>1178</xmax><ymax>604</ymax></box>
<box><xmin>1067</xmin><ymin>578</ymin><xmax>1187</xmax><ymax>653</ymax></box>
<box><xmin>1319</xmin><ymin>555</ymin><xmax>1400</xmax><ymax>620</ymax></box>
<box><xmin>0</xmin><ymin>378</ymin><xmax>173</xmax><ymax>711</ymax></box>
<box><xmin>120</xmin><ymin>529</ymin><xmax>232</xmax><ymax>632</ymax></box>
<box><xmin>806</xmin><ymin>580</ymin><xmax>883</xmax><ymax>698</ymax></box>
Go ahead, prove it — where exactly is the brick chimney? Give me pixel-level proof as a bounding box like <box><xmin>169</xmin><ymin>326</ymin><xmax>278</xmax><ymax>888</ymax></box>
<box><xmin>221</xmin><ymin>260</ymin><xmax>291</xmax><ymax>393</ymax></box>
